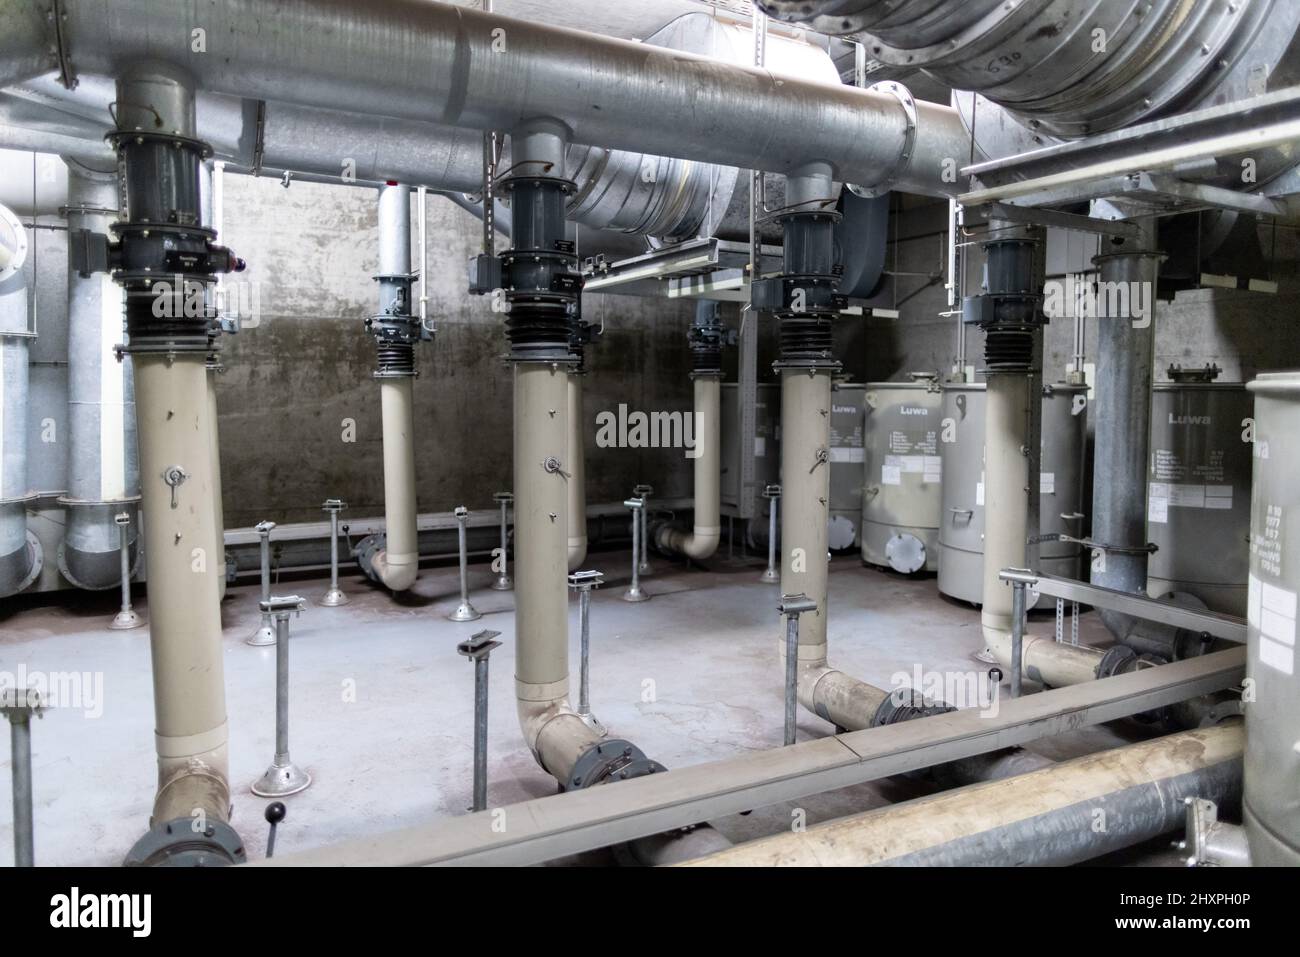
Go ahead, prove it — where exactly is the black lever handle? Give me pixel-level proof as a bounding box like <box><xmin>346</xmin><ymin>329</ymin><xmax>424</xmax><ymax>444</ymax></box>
<box><xmin>265</xmin><ymin>801</ymin><xmax>287</xmax><ymax>858</ymax></box>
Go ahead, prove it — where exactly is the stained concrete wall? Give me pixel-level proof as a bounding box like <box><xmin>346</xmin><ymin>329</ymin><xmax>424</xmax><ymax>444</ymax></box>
<box><xmin>217</xmin><ymin>174</ymin><xmax>702</xmax><ymax>528</ymax></box>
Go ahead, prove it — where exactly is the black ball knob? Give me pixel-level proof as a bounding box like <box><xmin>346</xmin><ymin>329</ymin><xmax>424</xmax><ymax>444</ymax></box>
<box><xmin>988</xmin><ymin>668</ymin><xmax>1003</xmax><ymax>684</ymax></box>
<box><xmin>264</xmin><ymin>801</ymin><xmax>287</xmax><ymax>825</ymax></box>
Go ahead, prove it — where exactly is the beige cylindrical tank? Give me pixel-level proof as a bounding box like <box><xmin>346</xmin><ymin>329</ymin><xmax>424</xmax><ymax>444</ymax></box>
<box><xmin>938</xmin><ymin>382</ymin><xmax>1088</xmax><ymax>604</ymax></box>
<box><xmin>1147</xmin><ymin>374</ymin><xmax>1254</xmax><ymax>616</ymax></box>
<box><xmin>862</xmin><ymin>374</ymin><xmax>943</xmax><ymax>573</ymax></box>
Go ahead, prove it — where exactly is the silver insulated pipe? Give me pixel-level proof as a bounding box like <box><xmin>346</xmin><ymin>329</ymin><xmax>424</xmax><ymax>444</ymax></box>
<box><xmin>57</xmin><ymin>163</ymin><xmax>141</xmax><ymax>590</ymax></box>
<box><xmin>0</xmin><ymin>200</ymin><xmax>39</xmax><ymax>597</ymax></box>
<box><xmin>0</xmin><ymin>0</ymin><xmax>971</xmax><ymax>200</ymax></box>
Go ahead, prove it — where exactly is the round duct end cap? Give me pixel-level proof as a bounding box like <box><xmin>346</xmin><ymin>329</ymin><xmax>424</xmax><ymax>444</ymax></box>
<box><xmin>0</xmin><ymin>531</ymin><xmax>44</xmax><ymax>599</ymax></box>
<box><xmin>827</xmin><ymin>514</ymin><xmax>858</xmax><ymax>552</ymax></box>
<box><xmin>885</xmin><ymin>533</ymin><xmax>927</xmax><ymax>574</ymax></box>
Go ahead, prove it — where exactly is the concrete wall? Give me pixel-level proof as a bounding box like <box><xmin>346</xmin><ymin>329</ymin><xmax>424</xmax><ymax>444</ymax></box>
<box><xmin>217</xmin><ymin>174</ymin><xmax>702</xmax><ymax>528</ymax></box>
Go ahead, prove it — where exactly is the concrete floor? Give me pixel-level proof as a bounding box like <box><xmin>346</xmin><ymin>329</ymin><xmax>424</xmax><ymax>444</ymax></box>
<box><xmin>1</xmin><ymin>550</ymin><xmax>1156</xmax><ymax>866</ymax></box>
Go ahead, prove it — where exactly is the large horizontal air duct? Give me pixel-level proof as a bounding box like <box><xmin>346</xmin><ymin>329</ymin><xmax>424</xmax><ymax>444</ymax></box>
<box><xmin>756</xmin><ymin>0</ymin><xmax>1282</xmax><ymax>138</ymax></box>
<box><xmin>1</xmin><ymin>14</ymin><xmax>844</xmax><ymax>242</ymax></box>
<box><xmin>0</xmin><ymin>0</ymin><xmax>971</xmax><ymax>201</ymax></box>
<box><xmin>686</xmin><ymin>723</ymin><xmax>1244</xmax><ymax>866</ymax></box>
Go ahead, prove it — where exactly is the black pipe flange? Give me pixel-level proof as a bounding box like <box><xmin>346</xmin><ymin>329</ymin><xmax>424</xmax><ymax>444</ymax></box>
<box><xmin>562</xmin><ymin>739</ymin><xmax>667</xmax><ymax>792</ymax></box>
<box><xmin>123</xmin><ymin>817</ymin><xmax>246</xmax><ymax>867</ymax></box>
<box><xmin>871</xmin><ymin>689</ymin><xmax>956</xmax><ymax>727</ymax></box>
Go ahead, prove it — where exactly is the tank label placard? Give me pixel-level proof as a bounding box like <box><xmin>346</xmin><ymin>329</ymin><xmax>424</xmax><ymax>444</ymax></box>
<box><xmin>1148</xmin><ymin>482</ymin><xmax>1233</xmax><ymax>523</ymax></box>
<box><xmin>1249</xmin><ymin>572</ymin><xmax>1296</xmax><ymax>676</ymax></box>
<box><xmin>830</xmin><ymin>447</ymin><xmax>864</xmax><ymax>464</ymax></box>
<box><xmin>884</xmin><ymin>454</ymin><xmax>941</xmax><ymax>484</ymax></box>
<box><xmin>1152</xmin><ymin>447</ymin><xmax>1228</xmax><ymax>484</ymax></box>
<box><xmin>888</xmin><ymin>429</ymin><xmax>938</xmax><ymax>456</ymax></box>
<box><xmin>1041</xmin><ymin>472</ymin><xmax>1056</xmax><ymax>495</ymax></box>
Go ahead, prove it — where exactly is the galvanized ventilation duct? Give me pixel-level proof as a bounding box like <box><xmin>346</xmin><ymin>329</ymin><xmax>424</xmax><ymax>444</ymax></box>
<box><xmin>1</xmin><ymin>12</ymin><xmax>836</xmax><ymax>245</ymax></box>
<box><xmin>57</xmin><ymin>164</ymin><xmax>141</xmax><ymax>591</ymax></box>
<box><xmin>756</xmin><ymin>0</ymin><xmax>1279</xmax><ymax>137</ymax></box>
<box><xmin>0</xmin><ymin>0</ymin><xmax>970</xmax><ymax>200</ymax></box>
<box><xmin>0</xmin><ymin>200</ymin><xmax>41</xmax><ymax>597</ymax></box>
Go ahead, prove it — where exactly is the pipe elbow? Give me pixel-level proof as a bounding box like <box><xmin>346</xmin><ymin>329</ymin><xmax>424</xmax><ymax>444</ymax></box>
<box><xmin>982</xmin><ymin>623</ymin><xmax>1105</xmax><ymax>688</ymax></box>
<box><xmin>373</xmin><ymin>549</ymin><xmax>418</xmax><ymax>592</ymax></box>
<box><xmin>0</xmin><ymin>525</ymin><xmax>43</xmax><ymax>599</ymax></box>
<box><xmin>516</xmin><ymin>691</ymin><xmax>602</xmax><ymax>786</ymax></box>
<box><xmin>656</xmin><ymin>525</ymin><xmax>720</xmax><ymax>562</ymax></box>
<box><xmin>567</xmin><ymin>536</ymin><xmax>588</xmax><ymax>571</ymax></box>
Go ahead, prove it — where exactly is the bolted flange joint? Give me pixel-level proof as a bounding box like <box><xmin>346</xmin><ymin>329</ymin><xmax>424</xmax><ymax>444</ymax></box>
<box><xmin>563</xmin><ymin>738</ymin><xmax>667</xmax><ymax>792</ymax></box>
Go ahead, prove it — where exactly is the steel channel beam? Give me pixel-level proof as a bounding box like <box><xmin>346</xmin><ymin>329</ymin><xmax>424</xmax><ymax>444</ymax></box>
<box><xmin>259</xmin><ymin>648</ymin><xmax>1244</xmax><ymax>867</ymax></box>
<box><xmin>1030</xmin><ymin>573</ymin><xmax>1247</xmax><ymax>644</ymax></box>
<box><xmin>961</xmin><ymin>87</ymin><xmax>1300</xmax><ymax>190</ymax></box>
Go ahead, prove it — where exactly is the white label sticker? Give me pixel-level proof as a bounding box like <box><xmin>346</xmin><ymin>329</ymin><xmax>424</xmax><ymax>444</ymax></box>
<box><xmin>882</xmin><ymin>465</ymin><xmax>902</xmax><ymax>486</ymax></box>
<box><xmin>923</xmin><ymin>455</ymin><xmax>942</xmax><ymax>485</ymax></box>
<box><xmin>1041</xmin><ymin>472</ymin><xmax>1056</xmax><ymax>495</ymax></box>
<box><xmin>1252</xmin><ymin>575</ymin><xmax>1297</xmax><ymax>675</ymax></box>
<box><xmin>1206</xmin><ymin>485</ymin><xmax>1234</xmax><ymax>502</ymax></box>
<box><xmin>1149</xmin><ymin>496</ymin><xmax>1169</xmax><ymax>525</ymax></box>
<box><xmin>755</xmin><ymin>437</ymin><xmax>766</xmax><ymax>458</ymax></box>
<box><xmin>976</xmin><ymin>482</ymin><xmax>985</xmax><ymax>507</ymax></box>
<box><xmin>829</xmin><ymin>447</ymin><xmax>864</xmax><ymax>463</ymax></box>
<box><xmin>1169</xmin><ymin>484</ymin><xmax>1206</xmax><ymax>508</ymax></box>
<box><xmin>1260</xmin><ymin>637</ymin><xmax>1295</xmax><ymax>676</ymax></box>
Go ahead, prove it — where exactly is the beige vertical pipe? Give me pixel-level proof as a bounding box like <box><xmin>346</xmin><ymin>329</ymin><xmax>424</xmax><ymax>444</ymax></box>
<box><xmin>372</xmin><ymin>376</ymin><xmax>419</xmax><ymax>591</ymax></box>
<box><xmin>981</xmin><ymin>372</ymin><xmax>1103</xmax><ymax>686</ymax></box>
<box><xmin>206</xmin><ymin>365</ymin><xmax>226</xmax><ymax>601</ymax></box>
<box><xmin>566</xmin><ymin>371</ymin><xmax>587</xmax><ymax>571</ymax></box>
<box><xmin>781</xmin><ymin>368</ymin><xmax>891</xmax><ymax>729</ymax></box>
<box><xmin>135</xmin><ymin>353</ymin><xmax>231</xmax><ymax>824</ymax></box>
<box><xmin>515</xmin><ymin>362</ymin><xmax>602</xmax><ymax>784</ymax></box>
<box><xmin>657</xmin><ymin>374</ymin><xmax>721</xmax><ymax>560</ymax></box>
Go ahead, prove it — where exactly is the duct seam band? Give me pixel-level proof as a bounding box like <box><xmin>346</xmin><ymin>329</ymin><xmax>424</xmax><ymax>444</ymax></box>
<box><xmin>796</xmin><ymin>642</ymin><xmax>828</xmax><ymax>663</ymax></box>
<box><xmin>515</xmin><ymin>677</ymin><xmax>570</xmax><ymax>702</ymax></box>
<box><xmin>155</xmin><ymin>721</ymin><xmax>229</xmax><ymax>760</ymax></box>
